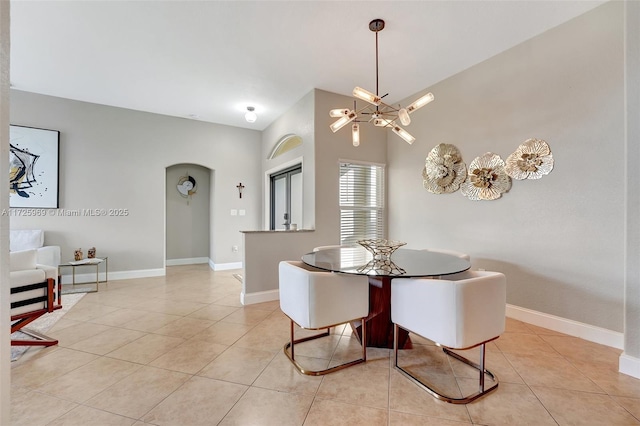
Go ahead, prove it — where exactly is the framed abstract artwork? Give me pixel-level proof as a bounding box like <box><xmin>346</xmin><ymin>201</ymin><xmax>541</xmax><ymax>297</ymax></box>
<box><xmin>9</xmin><ymin>125</ymin><xmax>60</xmax><ymax>208</ymax></box>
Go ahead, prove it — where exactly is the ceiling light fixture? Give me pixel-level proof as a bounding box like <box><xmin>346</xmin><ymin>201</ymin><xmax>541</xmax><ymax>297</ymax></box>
<box><xmin>245</xmin><ymin>106</ymin><xmax>257</xmax><ymax>123</ymax></box>
<box><xmin>330</xmin><ymin>19</ymin><xmax>434</xmax><ymax>147</ymax></box>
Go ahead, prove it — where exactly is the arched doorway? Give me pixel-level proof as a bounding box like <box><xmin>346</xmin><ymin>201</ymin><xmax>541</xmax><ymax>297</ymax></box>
<box><xmin>165</xmin><ymin>164</ymin><xmax>211</xmax><ymax>266</ymax></box>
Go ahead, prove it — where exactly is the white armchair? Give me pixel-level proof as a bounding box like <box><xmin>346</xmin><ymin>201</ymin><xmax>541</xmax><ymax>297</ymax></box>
<box><xmin>10</xmin><ymin>229</ymin><xmax>61</xmax><ymax>269</ymax></box>
<box><xmin>279</xmin><ymin>260</ymin><xmax>370</xmax><ymax>375</ymax></box>
<box><xmin>391</xmin><ymin>270</ymin><xmax>506</xmax><ymax>403</ymax></box>
<box><xmin>10</xmin><ymin>248</ymin><xmax>61</xmax><ymax>347</ymax></box>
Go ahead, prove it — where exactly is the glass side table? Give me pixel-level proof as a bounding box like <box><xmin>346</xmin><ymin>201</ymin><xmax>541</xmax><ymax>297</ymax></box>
<box><xmin>59</xmin><ymin>257</ymin><xmax>108</xmax><ymax>294</ymax></box>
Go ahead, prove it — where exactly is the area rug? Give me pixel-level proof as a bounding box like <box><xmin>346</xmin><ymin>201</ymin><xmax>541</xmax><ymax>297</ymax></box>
<box><xmin>10</xmin><ymin>292</ymin><xmax>86</xmax><ymax>362</ymax></box>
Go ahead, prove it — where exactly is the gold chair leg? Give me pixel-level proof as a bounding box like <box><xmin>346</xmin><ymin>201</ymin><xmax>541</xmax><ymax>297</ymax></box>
<box><xmin>284</xmin><ymin>318</ymin><xmax>367</xmax><ymax>376</ymax></box>
<box><xmin>394</xmin><ymin>324</ymin><xmax>498</xmax><ymax>404</ymax></box>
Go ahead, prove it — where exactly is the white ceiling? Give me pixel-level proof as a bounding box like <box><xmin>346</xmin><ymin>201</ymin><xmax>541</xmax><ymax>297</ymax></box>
<box><xmin>10</xmin><ymin>1</ymin><xmax>606</xmax><ymax>131</ymax></box>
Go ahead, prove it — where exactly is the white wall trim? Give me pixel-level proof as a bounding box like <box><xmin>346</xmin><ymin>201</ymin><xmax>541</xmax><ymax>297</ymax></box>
<box><xmin>209</xmin><ymin>259</ymin><xmax>242</xmax><ymax>271</ymax></box>
<box><xmin>619</xmin><ymin>353</ymin><xmax>640</xmax><ymax>379</ymax></box>
<box><xmin>241</xmin><ymin>289</ymin><xmax>279</xmax><ymax>305</ymax></box>
<box><xmin>506</xmin><ymin>304</ymin><xmax>624</xmax><ymax>349</ymax></box>
<box><xmin>166</xmin><ymin>257</ymin><xmax>209</xmax><ymax>266</ymax></box>
<box><xmin>61</xmin><ymin>268</ymin><xmax>165</xmax><ymax>284</ymax></box>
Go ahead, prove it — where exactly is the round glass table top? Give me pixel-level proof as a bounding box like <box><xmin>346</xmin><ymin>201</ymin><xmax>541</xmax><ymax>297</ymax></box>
<box><xmin>302</xmin><ymin>247</ymin><xmax>470</xmax><ymax>277</ymax></box>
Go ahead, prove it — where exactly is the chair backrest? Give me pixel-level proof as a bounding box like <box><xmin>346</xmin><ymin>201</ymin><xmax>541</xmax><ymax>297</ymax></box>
<box><xmin>421</xmin><ymin>248</ymin><xmax>470</xmax><ymax>261</ymax></box>
<box><xmin>279</xmin><ymin>260</ymin><xmax>369</xmax><ymax>329</ymax></box>
<box><xmin>10</xmin><ymin>229</ymin><xmax>45</xmax><ymax>252</ymax></box>
<box><xmin>312</xmin><ymin>245</ymin><xmax>343</xmax><ymax>252</ymax></box>
<box><xmin>391</xmin><ymin>270</ymin><xmax>505</xmax><ymax>349</ymax></box>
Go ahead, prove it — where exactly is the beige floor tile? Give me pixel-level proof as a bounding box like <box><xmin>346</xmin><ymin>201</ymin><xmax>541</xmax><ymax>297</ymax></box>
<box><xmin>85</xmin><ymin>365</ymin><xmax>190</xmax><ymax>419</ymax></box>
<box><xmin>142</xmin><ymin>376</ymin><xmax>247</xmax><ymax>425</ymax></box>
<box><xmin>88</xmin><ymin>307</ymin><xmax>148</xmax><ymax>327</ymax></box>
<box><xmin>389</xmin><ymin>369</ymin><xmax>471</xmax><ymax>423</ymax></box>
<box><xmin>219</xmin><ymin>386</ymin><xmax>313</xmax><ymax>425</ymax></box>
<box><xmin>106</xmin><ymin>333</ymin><xmax>185</xmax><ymax>364</ymax></box>
<box><xmin>493</xmin><ymin>332</ymin><xmax>557</xmax><ymax>354</ymax></box>
<box><xmin>195</xmin><ymin>320</ymin><xmax>254</xmax><ymax>345</ymax></box>
<box><xmin>46</xmin><ymin>404</ymin><xmax>137</xmax><ymax>425</ymax></box>
<box><xmin>532</xmin><ymin>385</ymin><xmax>640</xmax><ymax>425</ymax></box>
<box><xmin>317</xmin><ymin>362</ymin><xmax>390</xmax><ymax>409</ymax></box>
<box><xmin>150</xmin><ymin>338</ymin><xmax>228</xmax><ymax>374</ymax></box>
<box><xmin>304</xmin><ymin>398</ymin><xmax>388</xmax><ymax>426</ymax></box>
<box><xmin>11</xmin><ymin>390</ymin><xmax>78</xmax><ymax>426</ymax></box>
<box><xmin>232</xmin><ymin>322</ymin><xmax>291</xmax><ymax>352</ymax></box>
<box><xmin>118</xmin><ymin>311</ymin><xmax>183</xmax><ymax>333</ymax></box>
<box><xmin>35</xmin><ymin>357</ymin><xmax>142</xmax><ymax>403</ymax></box>
<box><xmin>68</xmin><ymin>326</ymin><xmax>146</xmax><ymax>355</ymax></box>
<box><xmin>188</xmin><ymin>304</ymin><xmax>239</xmax><ymax>321</ymax></box>
<box><xmin>61</xmin><ymin>301</ymin><xmax>121</xmax><ymax>322</ymax></box>
<box><xmin>389</xmin><ymin>410</ymin><xmax>473</xmax><ymax>425</ymax></box>
<box><xmin>505</xmin><ymin>351</ymin><xmax>604</xmax><ymax>392</ymax></box>
<box><xmin>198</xmin><ymin>345</ymin><xmax>276</xmax><ymax>385</ymax></box>
<box><xmin>612</xmin><ymin>395</ymin><xmax>640</xmax><ymax>419</ymax></box>
<box><xmin>132</xmin><ymin>297</ymin><xmax>209</xmax><ymax>316</ymax></box>
<box><xmin>464</xmin><ymin>381</ymin><xmax>557</xmax><ymax>425</ymax></box>
<box><xmin>504</xmin><ymin>317</ymin><xmax>536</xmax><ymax>333</ymax></box>
<box><xmin>448</xmin><ymin>344</ymin><xmax>524</xmax><ymax>384</ymax></box>
<box><xmin>253</xmin><ymin>351</ymin><xmax>324</xmax><ymax>394</ymax></box>
<box><xmin>151</xmin><ymin>316</ymin><xmax>215</xmax><ymax>338</ymax></box>
<box><xmin>48</xmin><ymin>321</ymin><xmax>112</xmax><ymax>347</ymax></box>
<box><xmin>11</xmin><ymin>348</ymin><xmax>99</xmax><ymax>389</ymax></box>
<box><xmin>220</xmin><ymin>307</ymin><xmax>273</xmax><ymax>325</ymax></box>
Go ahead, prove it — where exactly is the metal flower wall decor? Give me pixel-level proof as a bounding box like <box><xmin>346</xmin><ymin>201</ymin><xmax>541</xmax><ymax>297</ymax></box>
<box><xmin>505</xmin><ymin>138</ymin><xmax>554</xmax><ymax>180</ymax></box>
<box><xmin>422</xmin><ymin>143</ymin><xmax>467</xmax><ymax>194</ymax></box>
<box><xmin>460</xmin><ymin>152</ymin><xmax>512</xmax><ymax>201</ymax></box>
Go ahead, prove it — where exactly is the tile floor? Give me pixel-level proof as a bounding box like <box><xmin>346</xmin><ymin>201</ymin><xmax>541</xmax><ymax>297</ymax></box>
<box><xmin>10</xmin><ymin>264</ymin><xmax>640</xmax><ymax>425</ymax></box>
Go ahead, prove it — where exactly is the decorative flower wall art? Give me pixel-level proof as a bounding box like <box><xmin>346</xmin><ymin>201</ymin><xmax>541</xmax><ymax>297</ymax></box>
<box><xmin>505</xmin><ymin>138</ymin><xmax>554</xmax><ymax>180</ymax></box>
<box><xmin>422</xmin><ymin>143</ymin><xmax>467</xmax><ymax>194</ymax></box>
<box><xmin>460</xmin><ymin>152</ymin><xmax>511</xmax><ymax>201</ymax></box>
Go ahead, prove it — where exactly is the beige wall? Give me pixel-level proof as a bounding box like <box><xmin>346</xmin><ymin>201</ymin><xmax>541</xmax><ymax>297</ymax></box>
<box><xmin>241</xmin><ymin>88</ymin><xmax>388</xmax><ymax>300</ymax></box>
<box><xmin>387</xmin><ymin>2</ymin><xmax>625</xmax><ymax>332</ymax></box>
<box><xmin>622</xmin><ymin>0</ymin><xmax>640</xmax><ymax>372</ymax></box>
<box><xmin>9</xmin><ymin>91</ymin><xmax>262</xmax><ymax>275</ymax></box>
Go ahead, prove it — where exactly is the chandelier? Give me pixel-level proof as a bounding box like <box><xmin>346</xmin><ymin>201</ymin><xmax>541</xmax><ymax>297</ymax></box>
<box><xmin>329</xmin><ymin>19</ymin><xmax>434</xmax><ymax>147</ymax></box>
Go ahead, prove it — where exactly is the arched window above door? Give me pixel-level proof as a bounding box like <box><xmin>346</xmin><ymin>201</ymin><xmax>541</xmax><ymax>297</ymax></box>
<box><xmin>268</xmin><ymin>134</ymin><xmax>302</xmax><ymax>159</ymax></box>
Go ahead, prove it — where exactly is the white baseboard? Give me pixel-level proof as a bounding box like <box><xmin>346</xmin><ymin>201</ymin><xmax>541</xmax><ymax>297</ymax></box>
<box><xmin>208</xmin><ymin>260</ymin><xmax>242</xmax><ymax>271</ymax></box>
<box><xmin>506</xmin><ymin>304</ymin><xmax>623</xmax><ymax>349</ymax></box>
<box><xmin>61</xmin><ymin>268</ymin><xmax>165</xmax><ymax>284</ymax></box>
<box><xmin>241</xmin><ymin>289</ymin><xmax>279</xmax><ymax>305</ymax></box>
<box><xmin>166</xmin><ymin>257</ymin><xmax>209</xmax><ymax>266</ymax></box>
<box><xmin>619</xmin><ymin>353</ymin><xmax>640</xmax><ymax>379</ymax></box>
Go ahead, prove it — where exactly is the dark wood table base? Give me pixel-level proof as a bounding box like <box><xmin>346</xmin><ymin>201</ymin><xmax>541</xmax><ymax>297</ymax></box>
<box><xmin>351</xmin><ymin>276</ymin><xmax>412</xmax><ymax>349</ymax></box>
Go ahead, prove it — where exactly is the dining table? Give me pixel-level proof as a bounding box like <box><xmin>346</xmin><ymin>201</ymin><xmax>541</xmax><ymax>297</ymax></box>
<box><xmin>301</xmin><ymin>246</ymin><xmax>471</xmax><ymax>349</ymax></box>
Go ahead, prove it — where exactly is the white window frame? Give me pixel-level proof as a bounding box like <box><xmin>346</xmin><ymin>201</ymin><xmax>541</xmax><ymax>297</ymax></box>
<box><xmin>339</xmin><ymin>160</ymin><xmax>386</xmax><ymax>245</ymax></box>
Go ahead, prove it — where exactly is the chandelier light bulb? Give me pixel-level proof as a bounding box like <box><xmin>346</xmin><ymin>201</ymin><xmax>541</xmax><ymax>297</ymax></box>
<box><xmin>245</xmin><ymin>106</ymin><xmax>257</xmax><ymax>123</ymax></box>
<box><xmin>398</xmin><ymin>108</ymin><xmax>411</xmax><ymax>126</ymax></box>
<box><xmin>330</xmin><ymin>110</ymin><xmax>357</xmax><ymax>133</ymax></box>
<box><xmin>353</xmin><ymin>87</ymin><xmax>382</xmax><ymax>106</ymax></box>
<box><xmin>352</xmin><ymin>123</ymin><xmax>360</xmax><ymax>147</ymax></box>
<box><xmin>406</xmin><ymin>92</ymin><xmax>434</xmax><ymax>113</ymax></box>
<box><xmin>329</xmin><ymin>108</ymin><xmax>350</xmax><ymax>117</ymax></box>
<box><xmin>373</xmin><ymin>118</ymin><xmax>394</xmax><ymax>127</ymax></box>
<box><xmin>392</xmin><ymin>125</ymin><xmax>416</xmax><ymax>145</ymax></box>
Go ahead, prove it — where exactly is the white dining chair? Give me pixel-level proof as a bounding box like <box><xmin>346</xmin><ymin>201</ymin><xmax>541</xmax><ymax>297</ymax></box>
<box><xmin>421</xmin><ymin>248</ymin><xmax>470</xmax><ymax>261</ymax></box>
<box><xmin>279</xmin><ymin>260</ymin><xmax>370</xmax><ymax>375</ymax></box>
<box><xmin>391</xmin><ymin>270</ymin><xmax>506</xmax><ymax>403</ymax></box>
<box><xmin>312</xmin><ymin>245</ymin><xmax>343</xmax><ymax>252</ymax></box>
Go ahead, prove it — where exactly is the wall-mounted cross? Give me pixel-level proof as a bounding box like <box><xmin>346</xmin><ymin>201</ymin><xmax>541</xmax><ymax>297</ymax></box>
<box><xmin>236</xmin><ymin>182</ymin><xmax>245</xmax><ymax>198</ymax></box>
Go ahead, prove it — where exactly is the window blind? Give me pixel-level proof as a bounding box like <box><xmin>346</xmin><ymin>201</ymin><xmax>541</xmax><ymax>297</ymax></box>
<box><xmin>339</xmin><ymin>162</ymin><xmax>385</xmax><ymax>245</ymax></box>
